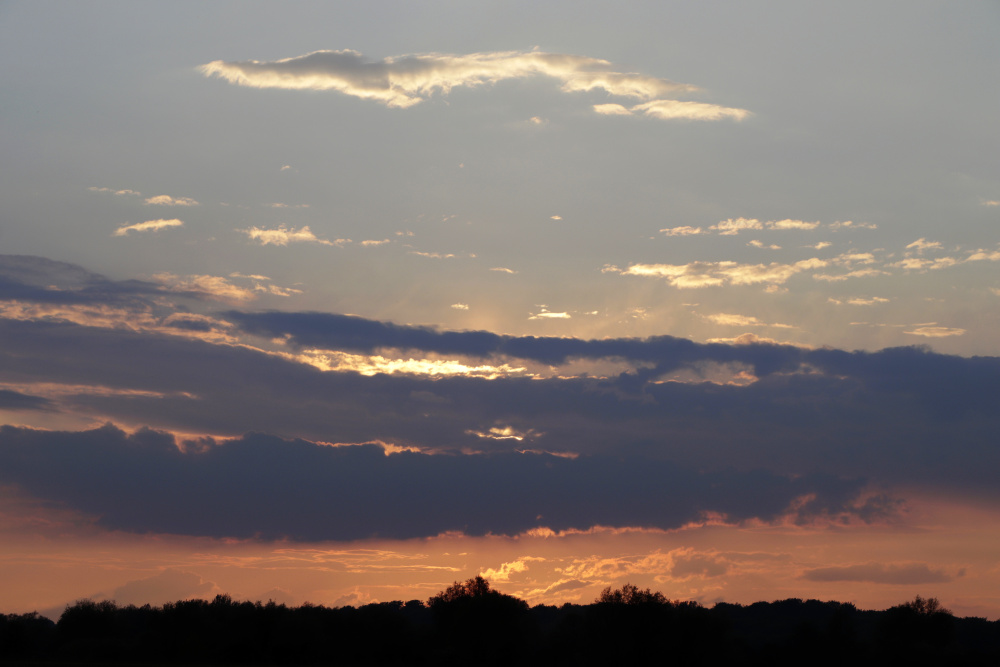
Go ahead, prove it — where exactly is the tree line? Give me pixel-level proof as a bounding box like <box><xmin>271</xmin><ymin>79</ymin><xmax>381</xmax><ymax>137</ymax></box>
<box><xmin>2</xmin><ymin>578</ymin><xmax>999</xmax><ymax>665</ymax></box>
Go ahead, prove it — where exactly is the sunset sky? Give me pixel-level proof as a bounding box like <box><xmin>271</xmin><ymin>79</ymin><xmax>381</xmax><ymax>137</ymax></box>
<box><xmin>2</xmin><ymin>1</ymin><xmax>1000</xmax><ymax>620</ymax></box>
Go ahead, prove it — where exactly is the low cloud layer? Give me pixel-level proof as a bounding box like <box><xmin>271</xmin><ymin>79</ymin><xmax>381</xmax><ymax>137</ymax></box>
<box><xmin>2</xmin><ymin>255</ymin><xmax>1000</xmax><ymax>542</ymax></box>
<box><xmin>0</xmin><ymin>424</ymin><xmax>872</xmax><ymax>541</ymax></box>
<box><xmin>801</xmin><ymin>562</ymin><xmax>955</xmax><ymax>585</ymax></box>
<box><xmin>200</xmin><ymin>49</ymin><xmax>748</xmax><ymax>121</ymax></box>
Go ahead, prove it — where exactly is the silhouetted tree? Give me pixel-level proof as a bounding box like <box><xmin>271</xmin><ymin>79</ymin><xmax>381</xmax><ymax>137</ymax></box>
<box><xmin>428</xmin><ymin>576</ymin><xmax>530</xmax><ymax>664</ymax></box>
<box><xmin>596</xmin><ymin>582</ymin><xmax>669</xmax><ymax>606</ymax></box>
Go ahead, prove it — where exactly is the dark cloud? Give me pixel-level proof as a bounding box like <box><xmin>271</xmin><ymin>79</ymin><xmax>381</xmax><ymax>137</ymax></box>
<box><xmin>0</xmin><ymin>255</ymin><xmax>166</xmax><ymax>306</ymax></box>
<box><xmin>3</xmin><ymin>255</ymin><xmax>1000</xmax><ymax>534</ymax></box>
<box><xmin>1</xmin><ymin>314</ymin><xmax>999</xmax><ymax>502</ymax></box>
<box><xmin>801</xmin><ymin>562</ymin><xmax>954</xmax><ymax>585</ymax></box>
<box><xmin>0</xmin><ymin>389</ymin><xmax>53</xmax><ymax>412</ymax></box>
<box><xmin>225</xmin><ymin>309</ymin><xmax>799</xmax><ymax>373</ymax></box>
<box><xmin>0</xmin><ymin>424</ymin><xmax>871</xmax><ymax>541</ymax></box>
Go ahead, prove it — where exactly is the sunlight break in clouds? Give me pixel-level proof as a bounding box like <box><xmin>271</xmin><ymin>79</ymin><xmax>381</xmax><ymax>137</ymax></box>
<box><xmin>238</xmin><ymin>225</ymin><xmax>348</xmax><ymax>247</ymax></box>
<box><xmin>113</xmin><ymin>219</ymin><xmax>184</xmax><ymax>236</ymax></box>
<box><xmin>200</xmin><ymin>49</ymin><xmax>748</xmax><ymax>121</ymax></box>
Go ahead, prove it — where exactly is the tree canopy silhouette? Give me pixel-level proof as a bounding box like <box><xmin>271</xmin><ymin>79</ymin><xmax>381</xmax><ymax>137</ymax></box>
<box><xmin>596</xmin><ymin>582</ymin><xmax>670</xmax><ymax>606</ymax></box>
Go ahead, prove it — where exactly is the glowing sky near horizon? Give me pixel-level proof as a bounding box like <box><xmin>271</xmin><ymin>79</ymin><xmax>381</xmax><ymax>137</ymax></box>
<box><xmin>1</xmin><ymin>1</ymin><xmax>999</xmax><ymax>620</ymax></box>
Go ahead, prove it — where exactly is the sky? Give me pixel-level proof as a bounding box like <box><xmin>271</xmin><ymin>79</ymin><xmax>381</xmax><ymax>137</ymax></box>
<box><xmin>1</xmin><ymin>0</ymin><xmax>1000</xmax><ymax>619</ymax></box>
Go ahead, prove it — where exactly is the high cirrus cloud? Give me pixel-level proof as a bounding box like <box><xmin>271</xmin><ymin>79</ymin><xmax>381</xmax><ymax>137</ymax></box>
<box><xmin>200</xmin><ymin>49</ymin><xmax>748</xmax><ymax>121</ymax></box>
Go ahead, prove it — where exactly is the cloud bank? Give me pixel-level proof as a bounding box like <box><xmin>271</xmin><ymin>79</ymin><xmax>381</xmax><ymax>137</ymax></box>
<box><xmin>2</xmin><ymin>255</ymin><xmax>1000</xmax><ymax>543</ymax></box>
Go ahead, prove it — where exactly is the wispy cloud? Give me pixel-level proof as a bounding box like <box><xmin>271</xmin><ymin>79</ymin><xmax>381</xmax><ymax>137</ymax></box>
<box><xmin>451</xmin><ymin>303</ymin><xmax>469</xmax><ymax>310</ymax></box>
<box><xmin>145</xmin><ymin>195</ymin><xmax>199</xmax><ymax>206</ymax></box>
<box><xmin>604</xmin><ymin>99</ymin><xmax>750</xmax><ymax>122</ymax></box>
<box><xmin>593</xmin><ymin>103</ymin><xmax>632</xmax><ymax>116</ymax></box>
<box><xmin>802</xmin><ymin>562</ymin><xmax>953</xmax><ymax>585</ymax></box>
<box><xmin>828</xmin><ymin>296</ymin><xmax>890</xmax><ymax>306</ymax></box>
<box><xmin>89</xmin><ymin>187</ymin><xmax>140</xmax><ymax>196</ymax></box>
<box><xmin>529</xmin><ymin>309</ymin><xmax>571</xmax><ymax>320</ymax></box>
<box><xmin>200</xmin><ymin>49</ymin><xmax>748</xmax><ymax>121</ymax></box>
<box><xmin>618</xmin><ymin>258</ymin><xmax>827</xmax><ymax>288</ymax></box>
<box><xmin>704</xmin><ymin>313</ymin><xmax>793</xmax><ymax>328</ymax></box>
<box><xmin>113</xmin><ymin>219</ymin><xmax>184</xmax><ymax>236</ymax></box>
<box><xmin>660</xmin><ymin>225</ymin><xmax>703</xmax><ymax>236</ymax></box>
<box><xmin>490</xmin><ymin>267</ymin><xmax>517</xmax><ymax>274</ymax></box>
<box><xmin>238</xmin><ymin>225</ymin><xmax>348</xmax><ymax>247</ymax></box>
<box><xmin>904</xmin><ymin>238</ymin><xmax>943</xmax><ymax>253</ymax></box>
<box><xmin>709</xmin><ymin>218</ymin><xmax>825</xmax><ymax>235</ymax></box>
<box><xmin>152</xmin><ymin>273</ymin><xmax>258</xmax><ymax>303</ymax></box>
<box><xmin>904</xmin><ymin>326</ymin><xmax>966</xmax><ymax>338</ymax></box>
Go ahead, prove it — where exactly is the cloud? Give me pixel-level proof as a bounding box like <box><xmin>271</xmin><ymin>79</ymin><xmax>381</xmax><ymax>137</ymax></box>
<box><xmin>621</xmin><ymin>258</ymin><xmax>827</xmax><ymax>288</ymax></box>
<box><xmin>668</xmin><ymin>550</ymin><xmax>730</xmax><ymax>579</ymax></box>
<box><xmin>451</xmin><ymin>303</ymin><xmax>469</xmax><ymax>310</ymax></box>
<box><xmin>144</xmin><ymin>195</ymin><xmax>199</xmax><ymax>206</ymax></box>
<box><xmin>983</xmin><ymin>200</ymin><xmax>1000</xmax><ymax>207</ymax></box>
<box><xmin>113</xmin><ymin>219</ymin><xmax>184</xmax><ymax>236</ymax></box>
<box><xmin>200</xmin><ymin>49</ymin><xmax>748</xmax><ymax>121</ymax></box>
<box><xmin>904</xmin><ymin>326</ymin><xmax>965</xmax><ymax>338</ymax></box>
<box><xmin>748</xmin><ymin>240</ymin><xmax>781</xmax><ymax>250</ymax></box>
<box><xmin>812</xmin><ymin>268</ymin><xmax>887</xmax><ymax>282</ymax></box>
<box><xmin>0</xmin><ymin>424</ymin><xmax>875</xmax><ymax>541</ymax></box>
<box><xmin>89</xmin><ymin>187</ymin><xmax>140</xmax><ymax>196</ymax></box>
<box><xmin>660</xmin><ymin>226</ymin><xmax>703</xmax><ymax>236</ymax></box>
<box><xmin>828</xmin><ymin>220</ymin><xmax>877</xmax><ymax>230</ymax></box>
<box><xmin>593</xmin><ymin>103</ymin><xmax>632</xmax><ymax>116</ymax></box>
<box><xmin>550</xmin><ymin>215</ymin><xmax>562</xmax><ymax>221</ymax></box>
<box><xmin>480</xmin><ymin>559</ymin><xmax>531</xmax><ymax>582</ymax></box>
<box><xmin>905</xmin><ymin>238</ymin><xmax>943</xmax><ymax>253</ymax></box>
<box><xmin>828</xmin><ymin>297</ymin><xmax>890</xmax><ymax>306</ymax></box>
<box><xmin>5</xmin><ymin>255</ymin><xmax>1000</xmax><ymax>533</ymax></box>
<box><xmin>767</xmin><ymin>219</ymin><xmax>821</xmax><ymax>230</ymax></box>
<box><xmin>490</xmin><ymin>267</ymin><xmax>517</xmax><ymax>274</ymax></box>
<box><xmin>410</xmin><ymin>250</ymin><xmax>456</xmax><ymax>259</ymax></box>
<box><xmin>710</xmin><ymin>218</ymin><xmax>763</xmax><ymax>235</ymax></box>
<box><xmin>966</xmin><ymin>248</ymin><xmax>1000</xmax><ymax>262</ymax></box>
<box><xmin>152</xmin><ymin>273</ymin><xmax>257</xmax><ymax>303</ymax></box>
<box><xmin>238</xmin><ymin>225</ymin><xmax>347</xmax><ymax>247</ymax></box>
<box><xmin>200</xmin><ymin>49</ymin><xmax>696</xmax><ymax>106</ymax></box>
<box><xmin>801</xmin><ymin>562</ymin><xmax>953</xmax><ymax>585</ymax></box>
<box><xmin>704</xmin><ymin>313</ymin><xmax>792</xmax><ymax>329</ymax></box>
<box><xmin>108</xmin><ymin>570</ymin><xmax>217</xmax><ymax>606</ymax></box>
<box><xmin>631</xmin><ymin>99</ymin><xmax>750</xmax><ymax>122</ymax></box>
<box><xmin>706</xmin><ymin>218</ymin><xmax>822</xmax><ymax>236</ymax></box>
<box><xmin>0</xmin><ymin>388</ymin><xmax>54</xmax><ymax>412</ymax></box>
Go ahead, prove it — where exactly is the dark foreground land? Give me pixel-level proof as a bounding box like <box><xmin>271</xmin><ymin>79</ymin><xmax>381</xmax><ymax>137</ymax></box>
<box><xmin>3</xmin><ymin>579</ymin><xmax>999</xmax><ymax>666</ymax></box>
